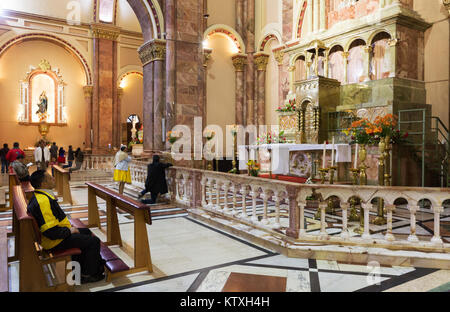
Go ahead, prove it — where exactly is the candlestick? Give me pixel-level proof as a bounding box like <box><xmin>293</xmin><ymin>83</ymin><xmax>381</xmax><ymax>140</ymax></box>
<box><xmin>350</xmin><ymin>168</ymin><xmax>360</xmax><ymax>185</ymax></box>
<box><xmin>354</xmin><ymin>143</ymin><xmax>359</xmax><ymax>169</ymax></box>
<box><xmin>322</xmin><ymin>141</ymin><xmax>326</xmax><ymax>168</ymax></box>
<box><xmin>329</xmin><ymin>166</ymin><xmax>337</xmax><ymax>184</ymax></box>
<box><xmin>319</xmin><ymin>168</ymin><xmax>329</xmax><ymax>184</ymax></box>
<box><xmin>331</xmin><ymin>137</ymin><xmax>335</xmax><ymax>167</ymax></box>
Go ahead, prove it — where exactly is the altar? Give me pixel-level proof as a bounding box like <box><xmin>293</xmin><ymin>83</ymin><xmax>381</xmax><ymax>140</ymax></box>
<box><xmin>239</xmin><ymin>143</ymin><xmax>352</xmax><ymax>179</ymax></box>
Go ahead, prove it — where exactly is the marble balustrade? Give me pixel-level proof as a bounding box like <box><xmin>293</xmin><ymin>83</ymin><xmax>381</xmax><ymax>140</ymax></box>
<box><xmin>77</xmin><ymin>159</ymin><xmax>450</xmax><ymax>252</ymax></box>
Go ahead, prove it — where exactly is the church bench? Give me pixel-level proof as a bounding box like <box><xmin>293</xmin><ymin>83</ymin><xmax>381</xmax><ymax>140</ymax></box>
<box><xmin>84</xmin><ymin>182</ymin><xmax>153</xmax><ymax>281</ymax></box>
<box><xmin>11</xmin><ymin>185</ymin><xmax>81</xmax><ymax>292</ymax></box>
<box><xmin>8</xmin><ymin>167</ymin><xmax>34</xmax><ymax>209</ymax></box>
<box><xmin>0</xmin><ymin>227</ymin><xmax>8</xmax><ymax>292</ymax></box>
<box><xmin>68</xmin><ymin>218</ymin><xmax>130</xmax><ymax>277</ymax></box>
<box><xmin>52</xmin><ymin>165</ymin><xmax>73</xmax><ymax>205</ymax></box>
<box><xmin>0</xmin><ymin>189</ymin><xmax>6</xmax><ymax>211</ymax></box>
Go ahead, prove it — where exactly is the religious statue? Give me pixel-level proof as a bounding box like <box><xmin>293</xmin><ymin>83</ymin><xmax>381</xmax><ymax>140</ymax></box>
<box><xmin>36</xmin><ymin>91</ymin><xmax>48</xmax><ymax>115</ymax></box>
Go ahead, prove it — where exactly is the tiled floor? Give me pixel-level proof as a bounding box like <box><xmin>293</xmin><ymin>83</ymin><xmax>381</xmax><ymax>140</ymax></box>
<box><xmin>2</xmin><ymin>175</ymin><xmax>450</xmax><ymax>292</ymax></box>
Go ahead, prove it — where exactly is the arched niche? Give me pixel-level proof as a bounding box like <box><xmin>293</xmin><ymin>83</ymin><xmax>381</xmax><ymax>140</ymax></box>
<box><xmin>19</xmin><ymin>59</ymin><xmax>66</xmax><ymax>125</ymax></box>
<box><xmin>328</xmin><ymin>45</ymin><xmax>345</xmax><ymax>84</ymax></box>
<box><xmin>294</xmin><ymin>55</ymin><xmax>307</xmax><ymax>82</ymax></box>
<box><xmin>347</xmin><ymin>39</ymin><xmax>366</xmax><ymax>84</ymax></box>
<box><xmin>370</xmin><ymin>32</ymin><xmax>392</xmax><ymax>80</ymax></box>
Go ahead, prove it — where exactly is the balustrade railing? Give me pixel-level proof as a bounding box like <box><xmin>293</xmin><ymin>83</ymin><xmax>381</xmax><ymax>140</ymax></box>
<box><xmin>167</xmin><ymin>166</ymin><xmax>450</xmax><ymax>252</ymax></box>
<box><xmin>81</xmin><ymin>155</ymin><xmax>115</xmax><ymax>171</ymax></box>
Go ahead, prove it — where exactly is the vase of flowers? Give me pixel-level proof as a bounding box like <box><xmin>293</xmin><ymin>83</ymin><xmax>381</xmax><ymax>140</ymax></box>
<box><xmin>167</xmin><ymin>131</ymin><xmax>180</xmax><ymax>145</ymax></box>
<box><xmin>256</xmin><ymin>131</ymin><xmax>287</xmax><ymax>145</ymax></box>
<box><xmin>276</xmin><ymin>99</ymin><xmax>296</xmax><ymax>113</ymax></box>
<box><xmin>247</xmin><ymin>160</ymin><xmax>260</xmax><ymax>177</ymax></box>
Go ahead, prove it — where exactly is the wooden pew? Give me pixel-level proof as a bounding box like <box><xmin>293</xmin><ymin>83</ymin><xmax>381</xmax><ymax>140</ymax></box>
<box><xmin>10</xmin><ymin>185</ymin><xmax>81</xmax><ymax>292</ymax></box>
<box><xmin>52</xmin><ymin>165</ymin><xmax>73</xmax><ymax>205</ymax></box>
<box><xmin>84</xmin><ymin>182</ymin><xmax>153</xmax><ymax>281</ymax></box>
<box><xmin>8</xmin><ymin>167</ymin><xmax>34</xmax><ymax>208</ymax></box>
<box><xmin>0</xmin><ymin>227</ymin><xmax>8</xmax><ymax>292</ymax></box>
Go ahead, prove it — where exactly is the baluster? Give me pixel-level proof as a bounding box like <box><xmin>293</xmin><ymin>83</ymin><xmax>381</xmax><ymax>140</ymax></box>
<box><xmin>240</xmin><ymin>186</ymin><xmax>248</xmax><ymax>218</ymax></box>
<box><xmin>207</xmin><ymin>179</ymin><xmax>213</xmax><ymax>208</ymax></box>
<box><xmin>272</xmin><ymin>192</ymin><xmax>281</xmax><ymax>228</ymax></box>
<box><xmin>183</xmin><ymin>174</ymin><xmax>189</xmax><ymax>202</ymax></box>
<box><xmin>385</xmin><ymin>204</ymin><xmax>395</xmax><ymax>241</ymax></box>
<box><xmin>261</xmin><ymin>191</ymin><xmax>269</xmax><ymax>225</ymax></box>
<box><xmin>298</xmin><ymin>201</ymin><xmax>306</xmax><ymax>237</ymax></box>
<box><xmin>431</xmin><ymin>205</ymin><xmax>444</xmax><ymax>245</ymax></box>
<box><xmin>319</xmin><ymin>202</ymin><xmax>328</xmax><ymax>238</ymax></box>
<box><xmin>250</xmin><ymin>187</ymin><xmax>259</xmax><ymax>222</ymax></box>
<box><xmin>201</xmin><ymin>177</ymin><xmax>207</xmax><ymax>207</ymax></box>
<box><xmin>215</xmin><ymin>180</ymin><xmax>221</xmax><ymax>210</ymax></box>
<box><xmin>223</xmin><ymin>182</ymin><xmax>230</xmax><ymax>213</ymax></box>
<box><xmin>361</xmin><ymin>203</ymin><xmax>372</xmax><ymax>240</ymax></box>
<box><xmin>175</xmin><ymin>176</ymin><xmax>181</xmax><ymax>202</ymax></box>
<box><xmin>407</xmin><ymin>204</ymin><xmax>419</xmax><ymax>242</ymax></box>
<box><xmin>231</xmin><ymin>184</ymin><xmax>238</xmax><ymax>215</ymax></box>
<box><xmin>340</xmin><ymin>202</ymin><xmax>350</xmax><ymax>239</ymax></box>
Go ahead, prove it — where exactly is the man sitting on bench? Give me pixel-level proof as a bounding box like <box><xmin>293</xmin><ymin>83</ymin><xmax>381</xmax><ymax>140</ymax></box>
<box><xmin>27</xmin><ymin>170</ymin><xmax>106</xmax><ymax>284</ymax></box>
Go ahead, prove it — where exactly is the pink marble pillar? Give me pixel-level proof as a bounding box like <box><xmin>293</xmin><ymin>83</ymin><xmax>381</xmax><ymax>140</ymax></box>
<box><xmin>286</xmin><ymin>185</ymin><xmax>300</xmax><ymax>239</ymax></box>
<box><xmin>274</xmin><ymin>50</ymin><xmax>285</xmax><ymax>108</ymax></box>
<box><xmin>83</xmin><ymin>86</ymin><xmax>93</xmax><ymax>152</ymax></box>
<box><xmin>91</xmin><ymin>23</ymin><xmax>120</xmax><ymax>154</ymax></box>
<box><xmin>116</xmin><ymin>87</ymin><xmax>124</xmax><ymax>147</ymax></box>
<box><xmin>254</xmin><ymin>52</ymin><xmax>269</xmax><ymax>126</ymax></box>
<box><xmin>232</xmin><ymin>54</ymin><xmax>248</xmax><ymax>126</ymax></box>
<box><xmin>165</xmin><ymin>0</ymin><xmax>176</xmax><ymax>151</ymax></box>
<box><xmin>245</xmin><ymin>0</ymin><xmax>256</xmax><ymax>126</ymax></box>
<box><xmin>282</xmin><ymin>0</ymin><xmax>294</xmax><ymax>43</ymax></box>
<box><xmin>153</xmin><ymin>59</ymin><xmax>165</xmax><ymax>151</ymax></box>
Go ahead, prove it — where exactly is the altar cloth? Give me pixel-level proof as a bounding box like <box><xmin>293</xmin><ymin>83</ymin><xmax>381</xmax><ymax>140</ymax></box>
<box><xmin>238</xmin><ymin>143</ymin><xmax>352</xmax><ymax>175</ymax></box>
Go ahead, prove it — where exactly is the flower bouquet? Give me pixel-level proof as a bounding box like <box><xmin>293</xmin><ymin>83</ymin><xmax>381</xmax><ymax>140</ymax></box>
<box><xmin>247</xmin><ymin>160</ymin><xmax>260</xmax><ymax>177</ymax></box>
<box><xmin>276</xmin><ymin>99</ymin><xmax>296</xmax><ymax>112</ymax></box>
<box><xmin>256</xmin><ymin>131</ymin><xmax>287</xmax><ymax>145</ymax></box>
<box><xmin>373</xmin><ymin>114</ymin><xmax>408</xmax><ymax>144</ymax></box>
<box><xmin>167</xmin><ymin>131</ymin><xmax>180</xmax><ymax>144</ymax></box>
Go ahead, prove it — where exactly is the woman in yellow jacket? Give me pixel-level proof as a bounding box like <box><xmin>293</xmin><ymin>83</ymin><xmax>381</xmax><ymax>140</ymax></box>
<box><xmin>113</xmin><ymin>145</ymin><xmax>132</xmax><ymax>194</ymax></box>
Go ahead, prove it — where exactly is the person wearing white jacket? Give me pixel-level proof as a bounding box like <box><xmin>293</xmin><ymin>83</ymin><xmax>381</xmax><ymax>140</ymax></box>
<box><xmin>34</xmin><ymin>140</ymin><xmax>51</xmax><ymax>171</ymax></box>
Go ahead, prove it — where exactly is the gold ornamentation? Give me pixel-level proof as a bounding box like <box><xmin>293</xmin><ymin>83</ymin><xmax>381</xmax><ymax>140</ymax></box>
<box><xmin>38</xmin><ymin>59</ymin><xmax>51</xmax><ymax>71</ymax></box>
<box><xmin>203</xmin><ymin>48</ymin><xmax>213</xmax><ymax>68</ymax></box>
<box><xmin>274</xmin><ymin>50</ymin><xmax>284</xmax><ymax>65</ymax></box>
<box><xmin>83</xmin><ymin>85</ymin><xmax>93</xmax><ymax>98</ymax></box>
<box><xmin>254</xmin><ymin>52</ymin><xmax>270</xmax><ymax>71</ymax></box>
<box><xmin>443</xmin><ymin>0</ymin><xmax>450</xmax><ymax>15</ymax></box>
<box><xmin>138</xmin><ymin>39</ymin><xmax>167</xmax><ymax>66</ymax></box>
<box><xmin>91</xmin><ymin>24</ymin><xmax>120</xmax><ymax>41</ymax></box>
<box><xmin>288</xmin><ymin>65</ymin><xmax>296</xmax><ymax>72</ymax></box>
<box><xmin>231</xmin><ymin>54</ymin><xmax>248</xmax><ymax>72</ymax></box>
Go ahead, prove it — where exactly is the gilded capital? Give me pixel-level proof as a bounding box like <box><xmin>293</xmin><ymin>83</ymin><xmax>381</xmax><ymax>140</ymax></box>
<box><xmin>274</xmin><ymin>50</ymin><xmax>284</xmax><ymax>65</ymax></box>
<box><xmin>254</xmin><ymin>52</ymin><xmax>270</xmax><ymax>71</ymax></box>
<box><xmin>138</xmin><ymin>39</ymin><xmax>167</xmax><ymax>66</ymax></box>
<box><xmin>91</xmin><ymin>23</ymin><xmax>120</xmax><ymax>41</ymax></box>
<box><xmin>364</xmin><ymin>45</ymin><xmax>373</xmax><ymax>53</ymax></box>
<box><xmin>232</xmin><ymin>53</ymin><xmax>248</xmax><ymax>72</ymax></box>
<box><xmin>117</xmin><ymin>87</ymin><xmax>124</xmax><ymax>98</ymax></box>
<box><xmin>388</xmin><ymin>38</ymin><xmax>398</xmax><ymax>47</ymax></box>
<box><xmin>443</xmin><ymin>0</ymin><xmax>450</xmax><ymax>15</ymax></box>
<box><xmin>203</xmin><ymin>48</ymin><xmax>213</xmax><ymax>68</ymax></box>
<box><xmin>83</xmin><ymin>85</ymin><xmax>93</xmax><ymax>98</ymax></box>
<box><xmin>288</xmin><ymin>65</ymin><xmax>296</xmax><ymax>72</ymax></box>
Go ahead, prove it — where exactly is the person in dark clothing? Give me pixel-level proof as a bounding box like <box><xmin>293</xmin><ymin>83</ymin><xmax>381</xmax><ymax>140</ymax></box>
<box><xmin>63</xmin><ymin>145</ymin><xmax>75</xmax><ymax>169</ymax></box>
<box><xmin>27</xmin><ymin>170</ymin><xmax>105</xmax><ymax>284</ymax></box>
<box><xmin>50</xmin><ymin>142</ymin><xmax>58</xmax><ymax>162</ymax></box>
<box><xmin>69</xmin><ymin>148</ymin><xmax>84</xmax><ymax>173</ymax></box>
<box><xmin>0</xmin><ymin>143</ymin><xmax>9</xmax><ymax>173</ymax></box>
<box><xmin>138</xmin><ymin>155</ymin><xmax>173</xmax><ymax>204</ymax></box>
<box><xmin>11</xmin><ymin>155</ymin><xmax>30</xmax><ymax>182</ymax></box>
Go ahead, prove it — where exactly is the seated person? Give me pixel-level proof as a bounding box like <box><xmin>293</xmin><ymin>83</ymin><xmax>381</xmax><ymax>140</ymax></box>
<box><xmin>27</xmin><ymin>170</ymin><xmax>105</xmax><ymax>284</ymax></box>
<box><xmin>11</xmin><ymin>155</ymin><xmax>30</xmax><ymax>182</ymax></box>
<box><xmin>138</xmin><ymin>155</ymin><xmax>173</xmax><ymax>204</ymax></box>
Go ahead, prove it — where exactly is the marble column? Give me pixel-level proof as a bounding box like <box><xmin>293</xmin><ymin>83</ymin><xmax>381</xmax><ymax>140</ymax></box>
<box><xmin>165</xmin><ymin>0</ymin><xmax>176</xmax><ymax>151</ymax></box>
<box><xmin>116</xmin><ymin>87</ymin><xmax>124</xmax><ymax>147</ymax></box>
<box><xmin>138</xmin><ymin>41</ymin><xmax>155</xmax><ymax>152</ymax></box>
<box><xmin>288</xmin><ymin>65</ymin><xmax>296</xmax><ymax>93</ymax></box>
<box><xmin>254</xmin><ymin>52</ymin><xmax>269</xmax><ymax>127</ymax></box>
<box><xmin>324</xmin><ymin>49</ymin><xmax>329</xmax><ymax>77</ymax></box>
<box><xmin>232</xmin><ymin>54</ymin><xmax>248</xmax><ymax>126</ymax></box>
<box><xmin>91</xmin><ymin>23</ymin><xmax>120</xmax><ymax>154</ymax></box>
<box><xmin>320</xmin><ymin>0</ymin><xmax>326</xmax><ymax>31</ymax></box>
<box><xmin>274</xmin><ymin>50</ymin><xmax>285</xmax><ymax>107</ymax></box>
<box><xmin>83</xmin><ymin>85</ymin><xmax>93</xmax><ymax>152</ymax></box>
<box><xmin>388</xmin><ymin>38</ymin><xmax>398</xmax><ymax>78</ymax></box>
<box><xmin>246</xmin><ymin>0</ymin><xmax>256</xmax><ymax>126</ymax></box>
<box><xmin>342</xmin><ymin>51</ymin><xmax>349</xmax><ymax>85</ymax></box>
<box><xmin>151</xmin><ymin>40</ymin><xmax>166</xmax><ymax>152</ymax></box>
<box><xmin>286</xmin><ymin>186</ymin><xmax>299</xmax><ymax>239</ymax></box>
<box><xmin>364</xmin><ymin>45</ymin><xmax>373</xmax><ymax>82</ymax></box>
<box><xmin>308</xmin><ymin>0</ymin><xmax>314</xmax><ymax>34</ymax></box>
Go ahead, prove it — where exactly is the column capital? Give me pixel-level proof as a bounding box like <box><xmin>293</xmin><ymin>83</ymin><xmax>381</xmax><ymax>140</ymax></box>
<box><xmin>90</xmin><ymin>23</ymin><xmax>120</xmax><ymax>41</ymax></box>
<box><xmin>364</xmin><ymin>45</ymin><xmax>373</xmax><ymax>53</ymax></box>
<box><xmin>444</xmin><ymin>0</ymin><xmax>450</xmax><ymax>15</ymax></box>
<box><xmin>117</xmin><ymin>87</ymin><xmax>124</xmax><ymax>98</ymax></box>
<box><xmin>342</xmin><ymin>51</ymin><xmax>349</xmax><ymax>58</ymax></box>
<box><xmin>254</xmin><ymin>52</ymin><xmax>270</xmax><ymax>71</ymax></box>
<box><xmin>388</xmin><ymin>38</ymin><xmax>399</xmax><ymax>47</ymax></box>
<box><xmin>138</xmin><ymin>39</ymin><xmax>167</xmax><ymax>66</ymax></box>
<box><xmin>203</xmin><ymin>48</ymin><xmax>213</xmax><ymax>68</ymax></box>
<box><xmin>232</xmin><ymin>53</ymin><xmax>248</xmax><ymax>72</ymax></box>
<box><xmin>274</xmin><ymin>50</ymin><xmax>284</xmax><ymax>65</ymax></box>
<box><xmin>288</xmin><ymin>65</ymin><xmax>296</xmax><ymax>72</ymax></box>
<box><xmin>83</xmin><ymin>85</ymin><xmax>93</xmax><ymax>98</ymax></box>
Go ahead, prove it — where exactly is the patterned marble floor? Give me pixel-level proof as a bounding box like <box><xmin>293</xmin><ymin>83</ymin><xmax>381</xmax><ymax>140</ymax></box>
<box><xmin>2</xmin><ymin>174</ymin><xmax>450</xmax><ymax>292</ymax></box>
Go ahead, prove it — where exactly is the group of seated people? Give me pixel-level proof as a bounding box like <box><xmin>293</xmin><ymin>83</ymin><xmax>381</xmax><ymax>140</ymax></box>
<box><xmin>15</xmin><ymin>143</ymin><xmax>173</xmax><ymax>285</ymax></box>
